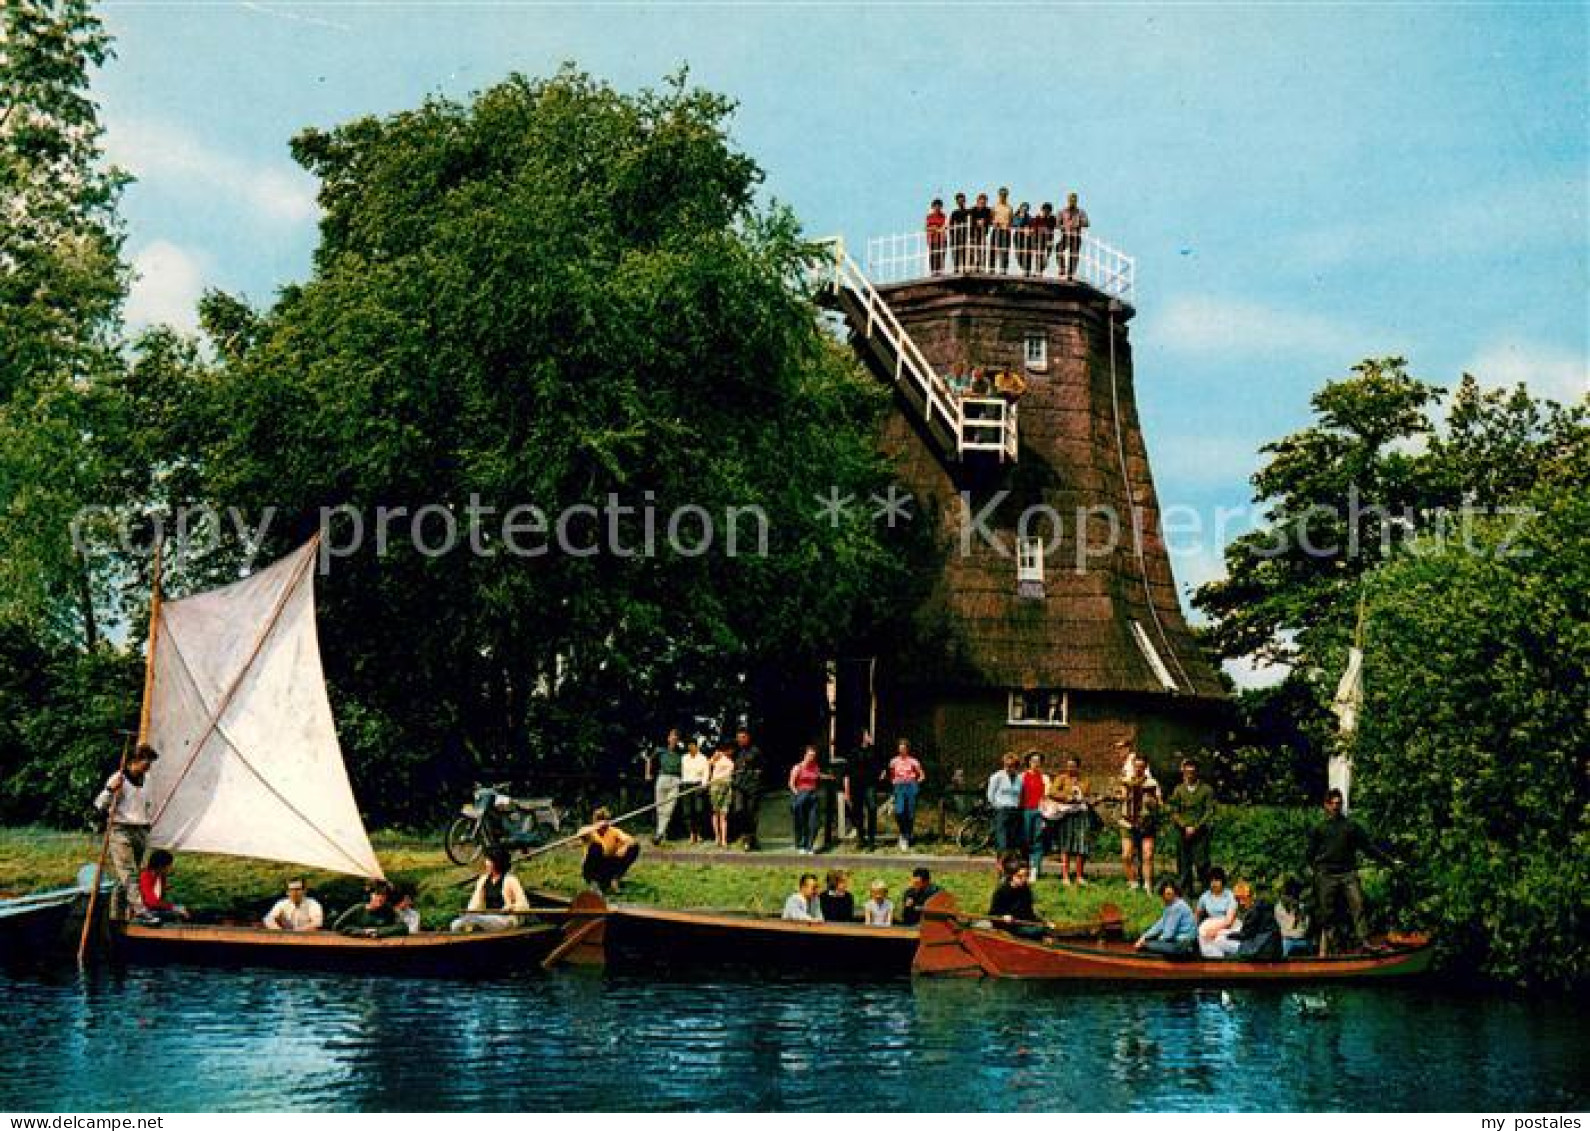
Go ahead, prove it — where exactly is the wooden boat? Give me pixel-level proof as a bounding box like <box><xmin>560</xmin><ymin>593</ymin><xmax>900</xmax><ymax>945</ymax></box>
<box><xmin>914</xmin><ymin>892</ymin><xmax>1435</xmax><ymax>982</ymax></box>
<box><xmin>0</xmin><ymin>867</ymin><xmax>114</xmax><ymax>962</ymax></box>
<box><xmin>544</xmin><ymin>891</ymin><xmax>919</xmax><ymax>975</ymax></box>
<box><xmin>97</xmin><ymin>538</ymin><xmax>559</xmax><ymax>975</ymax></box>
<box><xmin>114</xmin><ymin>921</ymin><xmax>559</xmax><ymax>976</ymax></box>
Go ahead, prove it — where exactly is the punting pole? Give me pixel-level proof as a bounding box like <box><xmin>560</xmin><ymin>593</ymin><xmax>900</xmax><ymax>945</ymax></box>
<box><xmin>79</xmin><ymin>539</ymin><xmax>163</xmax><ymax>967</ymax></box>
<box><xmin>451</xmin><ymin>781</ymin><xmax>715</xmax><ymax>886</ymax></box>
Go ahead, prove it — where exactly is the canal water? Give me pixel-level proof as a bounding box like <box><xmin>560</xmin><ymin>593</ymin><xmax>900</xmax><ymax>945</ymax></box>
<box><xmin>2</xmin><ymin>965</ymin><xmax>1584</xmax><ymax>1111</ymax></box>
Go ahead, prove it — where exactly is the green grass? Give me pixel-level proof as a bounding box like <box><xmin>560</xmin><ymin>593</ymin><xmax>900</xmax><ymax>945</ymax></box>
<box><xmin>0</xmin><ymin>825</ymin><xmax>1162</xmax><ymax>933</ymax></box>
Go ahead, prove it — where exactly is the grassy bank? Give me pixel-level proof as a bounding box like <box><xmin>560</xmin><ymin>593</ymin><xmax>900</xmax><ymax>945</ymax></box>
<box><xmin>1</xmin><ymin>826</ymin><xmax>1161</xmax><ymax>933</ymax></box>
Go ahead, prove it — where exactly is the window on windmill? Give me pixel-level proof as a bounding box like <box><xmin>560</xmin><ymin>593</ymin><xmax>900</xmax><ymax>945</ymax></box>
<box><xmin>1023</xmin><ymin>331</ymin><xmax>1048</xmax><ymax>371</ymax></box>
<box><xmin>1008</xmin><ymin>689</ymin><xmax>1069</xmax><ymax>727</ymax></box>
<box><xmin>1130</xmin><ymin>620</ymin><xmax>1181</xmax><ymax>692</ymax></box>
<box><xmin>1016</xmin><ymin>536</ymin><xmax>1044</xmax><ymax>583</ymax></box>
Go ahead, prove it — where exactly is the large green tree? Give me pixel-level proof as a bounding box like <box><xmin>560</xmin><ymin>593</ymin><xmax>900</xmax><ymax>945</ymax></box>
<box><xmin>180</xmin><ymin>70</ymin><xmax>915</xmax><ymax>817</ymax></box>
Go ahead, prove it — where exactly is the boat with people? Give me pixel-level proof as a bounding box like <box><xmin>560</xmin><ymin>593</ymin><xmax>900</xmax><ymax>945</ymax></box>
<box><xmin>912</xmin><ymin>892</ymin><xmax>1435</xmax><ymax>982</ymax></box>
<box><xmin>542</xmin><ymin>891</ymin><xmax>920</xmax><ymax>974</ymax></box>
<box><xmin>93</xmin><ymin>537</ymin><xmax>561</xmax><ymax>975</ymax></box>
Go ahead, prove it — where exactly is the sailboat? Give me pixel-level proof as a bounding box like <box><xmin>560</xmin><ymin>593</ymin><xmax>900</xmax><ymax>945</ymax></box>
<box><xmin>109</xmin><ymin>538</ymin><xmax>562</xmax><ymax>974</ymax></box>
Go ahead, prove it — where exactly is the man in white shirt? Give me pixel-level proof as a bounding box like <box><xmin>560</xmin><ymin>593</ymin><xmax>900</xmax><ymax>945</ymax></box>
<box><xmin>780</xmin><ymin>873</ymin><xmax>824</xmax><ymax>922</ymax></box>
<box><xmin>93</xmin><ymin>744</ymin><xmax>159</xmax><ymax>922</ymax></box>
<box><xmin>263</xmin><ymin>879</ymin><xmax>325</xmax><ymax>931</ymax></box>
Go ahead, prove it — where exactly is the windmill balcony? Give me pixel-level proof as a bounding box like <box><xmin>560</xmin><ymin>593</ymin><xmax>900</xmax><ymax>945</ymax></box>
<box><xmin>865</xmin><ymin>226</ymin><xmax>1135</xmax><ymax>302</ymax></box>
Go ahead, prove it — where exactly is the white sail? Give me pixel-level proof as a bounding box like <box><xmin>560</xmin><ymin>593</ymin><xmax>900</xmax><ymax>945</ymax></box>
<box><xmin>1329</xmin><ymin>645</ymin><xmax>1365</xmax><ymax>813</ymax></box>
<box><xmin>143</xmin><ymin>540</ymin><xmax>385</xmax><ymax>880</ymax></box>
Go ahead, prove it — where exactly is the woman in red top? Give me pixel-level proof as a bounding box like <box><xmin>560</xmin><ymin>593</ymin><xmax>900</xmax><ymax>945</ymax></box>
<box><xmin>1020</xmin><ymin>752</ymin><xmax>1049</xmax><ymax>877</ymax></box>
<box><xmin>138</xmin><ymin>849</ymin><xmax>190</xmax><ymax>924</ymax></box>
<box><xmin>788</xmin><ymin>745</ymin><xmax>825</xmax><ymax>855</ymax></box>
<box><xmin>888</xmin><ymin>739</ymin><xmax>926</xmax><ymax>851</ymax></box>
<box><xmin>925</xmin><ymin>199</ymin><xmax>948</xmax><ymax>275</ymax></box>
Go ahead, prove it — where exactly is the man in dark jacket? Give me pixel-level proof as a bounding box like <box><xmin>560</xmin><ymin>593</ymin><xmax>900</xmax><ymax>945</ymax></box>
<box><xmin>900</xmin><ymin>866</ymin><xmax>942</xmax><ymax>926</ymax></box>
<box><xmin>732</xmin><ymin>725</ymin><xmax>765</xmax><ymax>851</ymax></box>
<box><xmin>845</xmin><ymin>730</ymin><xmax>885</xmax><ymax>851</ymax></box>
<box><xmin>988</xmin><ymin>862</ymin><xmax>1047</xmax><ymax>940</ymax></box>
<box><xmin>1306</xmin><ymin>788</ymin><xmax>1396</xmax><ymax>953</ymax></box>
<box><xmin>1221</xmin><ymin>880</ymin><xmax>1283</xmax><ymax>960</ymax></box>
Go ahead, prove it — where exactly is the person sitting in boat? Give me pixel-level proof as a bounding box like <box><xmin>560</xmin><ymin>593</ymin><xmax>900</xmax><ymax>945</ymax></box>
<box><xmin>781</xmin><ymin>873</ymin><xmax>824</xmax><ymax>922</ymax></box>
<box><xmin>863</xmin><ymin>880</ymin><xmax>894</xmax><ymax>927</ymax></box>
<box><xmin>263</xmin><ymin>878</ymin><xmax>324</xmax><ymax>932</ymax></box>
<box><xmin>819</xmin><ymin>869</ymin><xmax>855</xmax><ymax>923</ymax></box>
<box><xmin>1133</xmin><ymin>879</ymin><xmax>1196</xmax><ymax>957</ymax></box>
<box><xmin>136</xmin><ymin>849</ymin><xmax>190</xmax><ymax>925</ymax></box>
<box><xmin>1195</xmin><ymin>866</ymin><xmax>1240</xmax><ymax>958</ymax></box>
<box><xmin>988</xmin><ymin>860</ymin><xmax>1048</xmax><ymax>940</ymax></box>
<box><xmin>899</xmin><ymin>867</ymin><xmax>942</xmax><ymax>926</ymax></box>
<box><xmin>393</xmin><ymin>886</ymin><xmax>421</xmax><ymax>934</ymax></box>
<box><xmin>452</xmin><ymin>848</ymin><xmax>531</xmax><ymax>932</ymax></box>
<box><xmin>1213</xmin><ymin>881</ymin><xmax>1283</xmax><ymax>961</ymax></box>
<box><xmin>579</xmin><ymin>808</ymin><xmax>640</xmax><ymax>894</ymax></box>
<box><xmin>1275</xmin><ymin>877</ymin><xmax>1315</xmax><ymax>957</ymax></box>
<box><xmin>335</xmin><ymin>881</ymin><xmax>407</xmax><ymax>939</ymax></box>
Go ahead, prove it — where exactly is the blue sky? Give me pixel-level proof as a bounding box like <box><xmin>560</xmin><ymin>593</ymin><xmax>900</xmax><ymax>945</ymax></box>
<box><xmin>94</xmin><ymin>1</ymin><xmax>1588</xmax><ymax>649</ymax></box>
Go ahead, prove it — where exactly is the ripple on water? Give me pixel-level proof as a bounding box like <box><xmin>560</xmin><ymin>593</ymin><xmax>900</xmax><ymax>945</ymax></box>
<box><xmin>0</xmin><ymin>966</ymin><xmax>1584</xmax><ymax>1112</ymax></box>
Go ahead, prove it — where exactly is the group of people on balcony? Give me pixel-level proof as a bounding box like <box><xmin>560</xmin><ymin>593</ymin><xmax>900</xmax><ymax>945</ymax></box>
<box><xmin>925</xmin><ymin>189</ymin><xmax>1090</xmax><ymax>279</ymax></box>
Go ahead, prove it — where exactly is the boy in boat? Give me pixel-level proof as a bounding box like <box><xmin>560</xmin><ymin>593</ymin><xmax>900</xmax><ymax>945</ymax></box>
<box><xmin>452</xmin><ymin>848</ymin><xmax>530</xmax><ymax>932</ymax></box>
<box><xmin>1133</xmin><ymin>879</ymin><xmax>1197</xmax><ymax>957</ymax></box>
<box><xmin>988</xmin><ymin>860</ymin><xmax>1049</xmax><ymax>940</ymax></box>
<box><xmin>1306</xmin><ymin>787</ymin><xmax>1398</xmax><ymax>953</ymax></box>
<box><xmin>93</xmin><ymin>743</ymin><xmax>160</xmax><ymax>924</ymax></box>
<box><xmin>137</xmin><ymin>849</ymin><xmax>190</xmax><ymax>925</ymax></box>
<box><xmin>262</xmin><ymin>879</ymin><xmax>324</xmax><ymax>931</ymax></box>
<box><xmin>781</xmin><ymin>873</ymin><xmax>823</xmax><ymax>922</ymax></box>
<box><xmin>579</xmin><ymin>808</ymin><xmax>640</xmax><ymax>893</ymax></box>
<box><xmin>863</xmin><ymin>880</ymin><xmax>894</xmax><ymax>926</ymax></box>
<box><xmin>334</xmin><ymin>881</ymin><xmax>407</xmax><ymax>938</ymax></box>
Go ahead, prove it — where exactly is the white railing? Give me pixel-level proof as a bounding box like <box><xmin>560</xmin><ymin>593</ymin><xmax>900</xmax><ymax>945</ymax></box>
<box><xmin>865</xmin><ymin>226</ymin><xmax>1135</xmax><ymax>302</ymax></box>
<box><xmin>816</xmin><ymin>238</ymin><xmax>1018</xmax><ymax>462</ymax></box>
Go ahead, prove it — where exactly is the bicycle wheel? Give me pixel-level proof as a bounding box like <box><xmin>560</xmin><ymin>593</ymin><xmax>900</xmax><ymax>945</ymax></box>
<box><xmin>444</xmin><ymin>817</ymin><xmax>484</xmax><ymax>866</ymax></box>
<box><xmin>955</xmin><ymin>812</ymin><xmax>993</xmax><ymax>854</ymax></box>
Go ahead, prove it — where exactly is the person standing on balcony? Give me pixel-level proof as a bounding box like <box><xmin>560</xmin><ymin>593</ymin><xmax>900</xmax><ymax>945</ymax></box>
<box><xmin>925</xmin><ymin>198</ymin><xmax>948</xmax><ymax>275</ymax></box>
<box><xmin>990</xmin><ymin>187</ymin><xmax>1014</xmax><ymax>272</ymax></box>
<box><xmin>948</xmin><ymin>192</ymin><xmax>970</xmax><ymax>272</ymax></box>
<box><xmin>1011</xmin><ymin>202</ymin><xmax>1033</xmax><ymax>274</ymax></box>
<box><xmin>1058</xmin><ymin>191</ymin><xmax>1089</xmax><ymax>279</ymax></box>
<box><xmin>970</xmin><ymin>192</ymin><xmax>993</xmax><ymax>271</ymax></box>
<box><xmin>1032</xmin><ymin>202</ymin><xmax>1057</xmax><ymax>276</ymax></box>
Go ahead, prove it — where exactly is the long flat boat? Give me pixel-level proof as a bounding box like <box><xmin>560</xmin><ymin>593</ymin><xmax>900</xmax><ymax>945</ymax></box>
<box><xmin>914</xmin><ymin>892</ymin><xmax>1435</xmax><ymax>982</ymax></box>
<box><xmin>544</xmin><ymin>892</ymin><xmax>918</xmax><ymax>974</ymax></box>
<box><xmin>112</xmin><ymin>921</ymin><xmax>562</xmax><ymax>976</ymax></box>
<box><xmin>0</xmin><ymin>867</ymin><xmax>115</xmax><ymax>963</ymax></box>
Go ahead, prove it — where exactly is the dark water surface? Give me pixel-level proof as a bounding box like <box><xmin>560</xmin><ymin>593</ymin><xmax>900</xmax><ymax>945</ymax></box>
<box><xmin>2</xmin><ymin>965</ymin><xmax>1584</xmax><ymax>1112</ymax></box>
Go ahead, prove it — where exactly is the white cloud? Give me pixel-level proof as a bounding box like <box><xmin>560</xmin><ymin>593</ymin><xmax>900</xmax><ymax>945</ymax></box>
<box><xmin>125</xmin><ymin>241</ymin><xmax>206</xmax><ymax>331</ymax></box>
<box><xmin>105</xmin><ymin>116</ymin><xmax>318</xmax><ymax>227</ymax></box>
<box><xmin>1464</xmin><ymin>341</ymin><xmax>1589</xmax><ymax>405</ymax></box>
<box><xmin>1148</xmin><ymin>294</ymin><xmax>1360</xmax><ymax>358</ymax></box>
<box><xmin>1222</xmin><ymin>654</ymin><xmax>1290</xmax><ymax>691</ymax></box>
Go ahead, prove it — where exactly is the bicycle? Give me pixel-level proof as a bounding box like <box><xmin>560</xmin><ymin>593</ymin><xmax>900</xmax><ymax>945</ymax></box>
<box><xmin>951</xmin><ymin>800</ymin><xmax>995</xmax><ymax>854</ymax></box>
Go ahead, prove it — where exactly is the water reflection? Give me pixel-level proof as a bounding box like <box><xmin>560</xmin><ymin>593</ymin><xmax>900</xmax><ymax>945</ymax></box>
<box><xmin>1</xmin><ymin>966</ymin><xmax>1583</xmax><ymax>1112</ymax></box>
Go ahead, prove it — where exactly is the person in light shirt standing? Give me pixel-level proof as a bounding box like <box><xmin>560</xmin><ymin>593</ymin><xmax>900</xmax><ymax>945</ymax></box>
<box><xmin>887</xmin><ymin>738</ymin><xmax>926</xmax><ymax>851</ymax></box>
<box><xmin>93</xmin><ymin>743</ymin><xmax>160</xmax><ymax>923</ymax></box>
<box><xmin>263</xmin><ymin>878</ymin><xmax>325</xmax><ymax>931</ymax></box>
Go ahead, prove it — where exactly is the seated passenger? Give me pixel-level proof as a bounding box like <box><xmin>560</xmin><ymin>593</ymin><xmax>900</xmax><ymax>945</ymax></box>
<box><xmin>988</xmin><ymin>861</ymin><xmax>1047</xmax><ymax>940</ymax></box>
<box><xmin>263</xmin><ymin>878</ymin><xmax>324</xmax><ymax>931</ymax></box>
<box><xmin>1196</xmin><ymin>866</ymin><xmax>1239</xmax><ymax>957</ymax></box>
<box><xmin>863</xmin><ymin>879</ymin><xmax>894</xmax><ymax>927</ymax></box>
<box><xmin>137</xmin><ymin>849</ymin><xmax>190</xmax><ymax>925</ymax></box>
<box><xmin>392</xmin><ymin>886</ymin><xmax>421</xmax><ymax>934</ymax></box>
<box><xmin>1275</xmin><ymin>877</ymin><xmax>1315</xmax><ymax>957</ymax></box>
<box><xmin>1218</xmin><ymin>881</ymin><xmax>1283</xmax><ymax>961</ymax></box>
<box><xmin>1134</xmin><ymin>880</ymin><xmax>1196</xmax><ymax>957</ymax></box>
<box><xmin>579</xmin><ymin>808</ymin><xmax>640</xmax><ymax>894</ymax></box>
<box><xmin>819</xmin><ymin>869</ymin><xmax>855</xmax><ymax>923</ymax></box>
<box><xmin>899</xmin><ymin>867</ymin><xmax>942</xmax><ymax>926</ymax></box>
<box><xmin>451</xmin><ymin>848</ymin><xmax>530</xmax><ymax>933</ymax></box>
<box><xmin>781</xmin><ymin>872</ymin><xmax>824</xmax><ymax>922</ymax></box>
<box><xmin>335</xmin><ymin>881</ymin><xmax>407</xmax><ymax>938</ymax></box>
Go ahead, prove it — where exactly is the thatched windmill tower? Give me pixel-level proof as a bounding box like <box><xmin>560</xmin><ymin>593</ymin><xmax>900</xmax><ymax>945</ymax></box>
<box><xmin>821</xmin><ymin>221</ymin><xmax>1225</xmax><ymax>782</ymax></box>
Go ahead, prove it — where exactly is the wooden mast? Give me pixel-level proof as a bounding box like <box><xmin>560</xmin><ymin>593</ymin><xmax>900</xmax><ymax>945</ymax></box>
<box><xmin>79</xmin><ymin>537</ymin><xmax>161</xmax><ymax>966</ymax></box>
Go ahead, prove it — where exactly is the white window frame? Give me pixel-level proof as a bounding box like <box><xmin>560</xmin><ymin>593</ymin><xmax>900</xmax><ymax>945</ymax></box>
<box><xmin>1023</xmin><ymin>331</ymin><xmax>1048</xmax><ymax>371</ymax></box>
<box><xmin>1007</xmin><ymin>689</ymin><xmax>1069</xmax><ymax>728</ymax></box>
<box><xmin>1016</xmin><ymin>535</ymin><xmax>1044</xmax><ymax>585</ymax></box>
